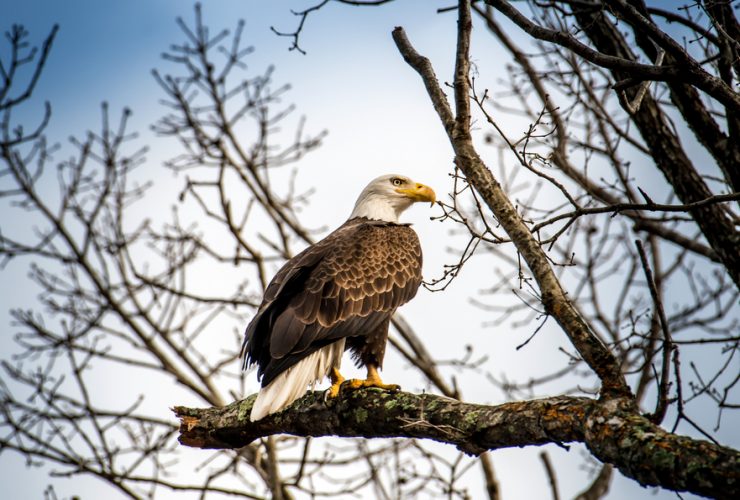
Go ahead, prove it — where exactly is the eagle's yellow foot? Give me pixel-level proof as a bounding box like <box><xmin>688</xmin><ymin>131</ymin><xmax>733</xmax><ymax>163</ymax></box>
<box><xmin>345</xmin><ymin>378</ymin><xmax>401</xmax><ymax>391</ymax></box>
<box><xmin>345</xmin><ymin>365</ymin><xmax>400</xmax><ymax>392</ymax></box>
<box><xmin>325</xmin><ymin>367</ymin><xmax>345</xmax><ymax>400</ymax></box>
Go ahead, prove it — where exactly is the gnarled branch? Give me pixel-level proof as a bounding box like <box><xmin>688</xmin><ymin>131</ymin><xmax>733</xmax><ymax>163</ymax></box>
<box><xmin>392</xmin><ymin>3</ymin><xmax>631</xmax><ymax>398</ymax></box>
<box><xmin>174</xmin><ymin>390</ymin><xmax>740</xmax><ymax>499</ymax></box>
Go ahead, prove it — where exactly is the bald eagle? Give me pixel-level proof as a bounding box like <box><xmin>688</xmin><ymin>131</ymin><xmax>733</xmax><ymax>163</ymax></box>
<box><xmin>242</xmin><ymin>174</ymin><xmax>435</xmax><ymax>420</ymax></box>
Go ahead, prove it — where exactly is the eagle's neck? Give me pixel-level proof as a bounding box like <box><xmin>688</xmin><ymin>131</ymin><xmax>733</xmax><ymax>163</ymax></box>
<box><xmin>349</xmin><ymin>194</ymin><xmax>411</xmax><ymax>223</ymax></box>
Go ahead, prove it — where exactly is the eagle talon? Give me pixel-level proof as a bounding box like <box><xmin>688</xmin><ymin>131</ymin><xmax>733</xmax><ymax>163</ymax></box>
<box><xmin>325</xmin><ymin>383</ymin><xmax>342</xmax><ymax>400</ymax></box>
<box><xmin>339</xmin><ymin>364</ymin><xmax>400</xmax><ymax>392</ymax></box>
<box><xmin>344</xmin><ymin>379</ymin><xmax>401</xmax><ymax>392</ymax></box>
<box><xmin>324</xmin><ymin>387</ymin><xmax>337</xmax><ymax>402</ymax></box>
<box><xmin>344</xmin><ymin>377</ymin><xmax>401</xmax><ymax>392</ymax></box>
<box><xmin>325</xmin><ymin>367</ymin><xmax>345</xmax><ymax>401</ymax></box>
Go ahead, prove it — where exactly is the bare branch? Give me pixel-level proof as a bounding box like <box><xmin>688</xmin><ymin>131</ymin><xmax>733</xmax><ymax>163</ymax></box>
<box><xmin>392</xmin><ymin>8</ymin><xmax>631</xmax><ymax>397</ymax></box>
<box><xmin>174</xmin><ymin>391</ymin><xmax>740</xmax><ymax>499</ymax></box>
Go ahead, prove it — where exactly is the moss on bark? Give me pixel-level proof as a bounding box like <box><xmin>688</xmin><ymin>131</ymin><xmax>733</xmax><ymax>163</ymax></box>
<box><xmin>174</xmin><ymin>390</ymin><xmax>739</xmax><ymax>498</ymax></box>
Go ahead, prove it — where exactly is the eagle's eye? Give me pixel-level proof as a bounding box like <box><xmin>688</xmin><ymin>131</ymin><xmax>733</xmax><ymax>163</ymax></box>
<box><xmin>391</xmin><ymin>177</ymin><xmax>404</xmax><ymax>187</ymax></box>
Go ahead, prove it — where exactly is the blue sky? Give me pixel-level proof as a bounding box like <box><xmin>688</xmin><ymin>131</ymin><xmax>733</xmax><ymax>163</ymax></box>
<box><xmin>1</xmin><ymin>2</ymin><xmax>500</xmax><ymax>498</ymax></box>
<box><xmin>0</xmin><ymin>1</ymin><xmax>734</xmax><ymax>499</ymax></box>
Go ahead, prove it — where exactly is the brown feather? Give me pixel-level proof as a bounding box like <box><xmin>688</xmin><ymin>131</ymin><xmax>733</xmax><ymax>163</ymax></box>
<box><xmin>242</xmin><ymin>218</ymin><xmax>423</xmax><ymax>388</ymax></box>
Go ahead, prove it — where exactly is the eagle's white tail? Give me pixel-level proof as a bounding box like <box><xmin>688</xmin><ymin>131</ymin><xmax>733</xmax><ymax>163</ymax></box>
<box><xmin>250</xmin><ymin>339</ymin><xmax>345</xmax><ymax>421</ymax></box>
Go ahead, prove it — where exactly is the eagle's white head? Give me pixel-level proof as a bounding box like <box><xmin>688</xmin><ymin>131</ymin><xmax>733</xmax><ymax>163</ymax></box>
<box><xmin>349</xmin><ymin>174</ymin><xmax>436</xmax><ymax>223</ymax></box>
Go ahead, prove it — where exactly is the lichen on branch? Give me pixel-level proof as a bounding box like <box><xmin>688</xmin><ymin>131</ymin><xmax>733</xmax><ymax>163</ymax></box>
<box><xmin>174</xmin><ymin>390</ymin><xmax>740</xmax><ymax>499</ymax></box>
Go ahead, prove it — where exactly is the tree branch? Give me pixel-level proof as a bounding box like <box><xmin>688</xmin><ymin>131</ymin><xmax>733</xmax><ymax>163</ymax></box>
<box><xmin>391</xmin><ymin>3</ymin><xmax>631</xmax><ymax>398</ymax></box>
<box><xmin>484</xmin><ymin>0</ymin><xmax>740</xmax><ymax>114</ymax></box>
<box><xmin>569</xmin><ymin>2</ymin><xmax>740</xmax><ymax>291</ymax></box>
<box><xmin>575</xmin><ymin>464</ymin><xmax>613</xmax><ymax>500</ymax></box>
<box><xmin>174</xmin><ymin>390</ymin><xmax>740</xmax><ymax>499</ymax></box>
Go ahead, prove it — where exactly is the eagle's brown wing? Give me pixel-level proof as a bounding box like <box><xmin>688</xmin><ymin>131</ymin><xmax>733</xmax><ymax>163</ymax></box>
<box><xmin>242</xmin><ymin>218</ymin><xmax>422</xmax><ymax>387</ymax></box>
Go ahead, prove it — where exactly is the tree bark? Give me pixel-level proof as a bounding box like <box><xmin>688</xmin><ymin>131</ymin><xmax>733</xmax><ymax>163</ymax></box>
<box><xmin>390</xmin><ymin>19</ymin><xmax>632</xmax><ymax>398</ymax></box>
<box><xmin>569</xmin><ymin>1</ymin><xmax>740</xmax><ymax>291</ymax></box>
<box><xmin>174</xmin><ymin>390</ymin><xmax>740</xmax><ymax>499</ymax></box>
<box><xmin>485</xmin><ymin>0</ymin><xmax>740</xmax><ymax>290</ymax></box>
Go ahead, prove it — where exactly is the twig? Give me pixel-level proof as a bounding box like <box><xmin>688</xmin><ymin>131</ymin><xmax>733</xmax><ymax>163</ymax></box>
<box><xmin>575</xmin><ymin>464</ymin><xmax>613</xmax><ymax>500</ymax></box>
<box><xmin>636</xmin><ymin>240</ymin><xmax>673</xmax><ymax>424</ymax></box>
<box><xmin>539</xmin><ymin>451</ymin><xmax>560</xmax><ymax>500</ymax></box>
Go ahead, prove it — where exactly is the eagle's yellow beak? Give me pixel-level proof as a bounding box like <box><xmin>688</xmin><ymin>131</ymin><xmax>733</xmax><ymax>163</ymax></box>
<box><xmin>397</xmin><ymin>183</ymin><xmax>436</xmax><ymax>205</ymax></box>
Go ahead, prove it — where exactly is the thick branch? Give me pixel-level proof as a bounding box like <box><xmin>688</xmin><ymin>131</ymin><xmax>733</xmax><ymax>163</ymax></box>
<box><xmin>174</xmin><ymin>391</ymin><xmax>740</xmax><ymax>499</ymax></box>
<box><xmin>471</xmin><ymin>3</ymin><xmax>721</xmax><ymax>263</ymax></box>
<box><xmin>570</xmin><ymin>3</ymin><xmax>740</xmax><ymax>291</ymax></box>
<box><xmin>391</xmin><ymin>18</ymin><xmax>631</xmax><ymax>397</ymax></box>
<box><xmin>484</xmin><ymin>0</ymin><xmax>740</xmax><ymax>114</ymax></box>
